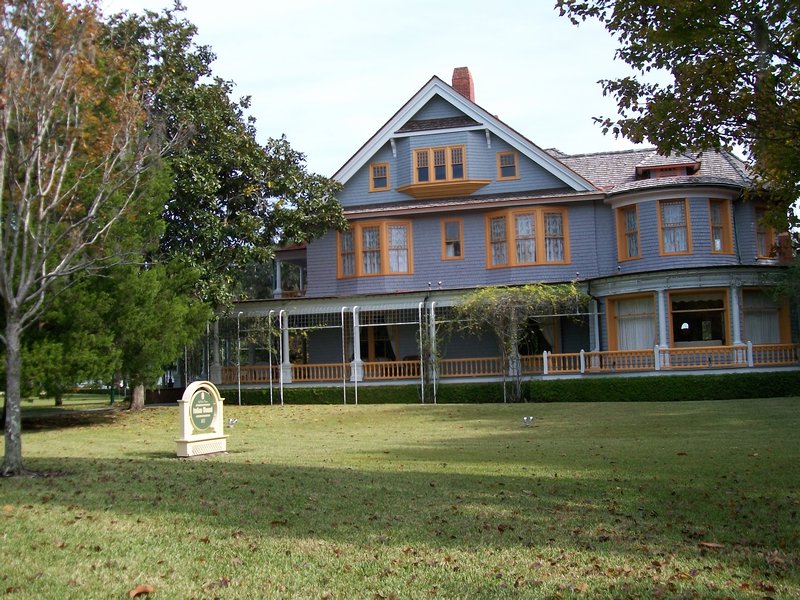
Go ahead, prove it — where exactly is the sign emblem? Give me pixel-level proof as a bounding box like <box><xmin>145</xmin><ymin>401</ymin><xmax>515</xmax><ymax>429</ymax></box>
<box><xmin>190</xmin><ymin>389</ymin><xmax>216</xmax><ymax>431</ymax></box>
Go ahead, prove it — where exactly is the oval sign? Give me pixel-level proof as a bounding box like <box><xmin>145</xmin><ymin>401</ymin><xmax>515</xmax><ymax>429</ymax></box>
<box><xmin>190</xmin><ymin>389</ymin><xmax>216</xmax><ymax>431</ymax></box>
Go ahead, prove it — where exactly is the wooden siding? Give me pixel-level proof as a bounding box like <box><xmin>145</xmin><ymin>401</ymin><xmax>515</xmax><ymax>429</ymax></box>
<box><xmin>410</xmin><ymin>95</ymin><xmax>464</xmax><ymax>121</ymax></box>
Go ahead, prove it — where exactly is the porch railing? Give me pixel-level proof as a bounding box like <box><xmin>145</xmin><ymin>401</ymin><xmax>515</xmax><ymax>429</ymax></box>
<box><xmin>222</xmin><ymin>342</ymin><xmax>800</xmax><ymax>385</ymax></box>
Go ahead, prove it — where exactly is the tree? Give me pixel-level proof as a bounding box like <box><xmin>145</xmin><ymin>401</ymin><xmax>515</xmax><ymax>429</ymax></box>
<box><xmin>451</xmin><ymin>283</ymin><xmax>589</xmax><ymax>402</ymax></box>
<box><xmin>107</xmin><ymin>4</ymin><xmax>346</xmax><ymax>308</ymax></box>
<box><xmin>555</xmin><ymin>1</ymin><xmax>800</xmax><ymax>227</ymax></box>
<box><xmin>0</xmin><ymin>0</ymin><xmax>160</xmax><ymax>475</ymax></box>
<box><xmin>103</xmin><ymin>262</ymin><xmax>211</xmax><ymax>410</ymax></box>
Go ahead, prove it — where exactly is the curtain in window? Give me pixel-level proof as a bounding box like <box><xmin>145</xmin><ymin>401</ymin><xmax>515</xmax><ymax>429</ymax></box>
<box><xmin>545</xmin><ymin>213</ymin><xmax>564</xmax><ymax>261</ymax></box>
<box><xmin>616</xmin><ymin>297</ymin><xmax>656</xmax><ymax>350</ymax></box>
<box><xmin>490</xmin><ymin>217</ymin><xmax>507</xmax><ymax>265</ymax></box>
<box><xmin>387</xmin><ymin>225</ymin><xmax>408</xmax><ymax>273</ymax></box>
<box><xmin>743</xmin><ymin>291</ymin><xmax>780</xmax><ymax>344</ymax></box>
<box><xmin>340</xmin><ymin>231</ymin><xmax>355</xmax><ymax>276</ymax></box>
<box><xmin>624</xmin><ymin>208</ymin><xmax>638</xmax><ymax>257</ymax></box>
<box><xmin>362</xmin><ymin>226</ymin><xmax>381</xmax><ymax>274</ymax></box>
<box><xmin>661</xmin><ymin>201</ymin><xmax>687</xmax><ymax>253</ymax></box>
<box><xmin>515</xmin><ymin>214</ymin><xmax>536</xmax><ymax>263</ymax></box>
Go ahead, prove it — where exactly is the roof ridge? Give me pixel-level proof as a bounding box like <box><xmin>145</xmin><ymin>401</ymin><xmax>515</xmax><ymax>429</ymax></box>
<box><xmin>558</xmin><ymin>147</ymin><xmax>657</xmax><ymax>159</ymax></box>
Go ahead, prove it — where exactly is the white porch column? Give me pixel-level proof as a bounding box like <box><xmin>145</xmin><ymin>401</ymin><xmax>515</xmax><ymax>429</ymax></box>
<box><xmin>657</xmin><ymin>289</ymin><xmax>669</xmax><ymax>347</ymax></box>
<box><xmin>351</xmin><ymin>307</ymin><xmax>363</xmax><ymax>382</ymax></box>
<box><xmin>730</xmin><ymin>285</ymin><xmax>743</xmax><ymax>345</ymax></box>
<box><xmin>280</xmin><ymin>310</ymin><xmax>292</xmax><ymax>383</ymax></box>
<box><xmin>209</xmin><ymin>320</ymin><xmax>222</xmax><ymax>384</ymax></box>
<box><xmin>273</xmin><ymin>259</ymin><xmax>283</xmax><ymax>298</ymax></box>
<box><xmin>591</xmin><ymin>299</ymin><xmax>601</xmax><ymax>352</ymax></box>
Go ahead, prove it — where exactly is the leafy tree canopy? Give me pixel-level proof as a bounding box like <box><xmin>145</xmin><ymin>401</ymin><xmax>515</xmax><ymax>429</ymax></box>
<box><xmin>556</xmin><ymin>1</ymin><xmax>800</xmax><ymax>229</ymax></box>
<box><xmin>106</xmin><ymin>2</ymin><xmax>346</xmax><ymax>308</ymax></box>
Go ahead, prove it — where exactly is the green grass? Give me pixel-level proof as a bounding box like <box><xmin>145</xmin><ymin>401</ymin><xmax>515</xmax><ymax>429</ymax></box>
<box><xmin>1</xmin><ymin>392</ymin><xmax>119</xmax><ymax>414</ymax></box>
<box><xmin>1</xmin><ymin>399</ymin><xmax>799</xmax><ymax>598</ymax></box>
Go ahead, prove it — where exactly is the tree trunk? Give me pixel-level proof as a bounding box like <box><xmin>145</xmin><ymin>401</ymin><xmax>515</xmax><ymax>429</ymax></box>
<box><xmin>54</xmin><ymin>394</ymin><xmax>63</xmax><ymax>407</ymax></box>
<box><xmin>2</xmin><ymin>317</ymin><xmax>25</xmax><ymax>476</ymax></box>
<box><xmin>130</xmin><ymin>383</ymin><xmax>145</xmax><ymax>411</ymax></box>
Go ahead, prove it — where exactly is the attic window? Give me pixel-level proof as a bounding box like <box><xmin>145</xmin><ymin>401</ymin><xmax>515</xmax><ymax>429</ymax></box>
<box><xmin>370</xmin><ymin>162</ymin><xmax>389</xmax><ymax>192</ymax></box>
<box><xmin>415</xmin><ymin>146</ymin><xmax>466</xmax><ymax>183</ymax></box>
<box><xmin>652</xmin><ymin>167</ymin><xmax>686</xmax><ymax>178</ymax></box>
<box><xmin>497</xmin><ymin>151</ymin><xmax>518</xmax><ymax>180</ymax></box>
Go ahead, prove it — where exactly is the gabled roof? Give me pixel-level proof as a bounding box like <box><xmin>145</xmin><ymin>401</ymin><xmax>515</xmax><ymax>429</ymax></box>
<box><xmin>333</xmin><ymin>76</ymin><xmax>596</xmax><ymax>193</ymax></box>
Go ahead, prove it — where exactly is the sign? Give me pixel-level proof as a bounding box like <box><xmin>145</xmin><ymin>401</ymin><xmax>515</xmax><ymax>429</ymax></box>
<box><xmin>176</xmin><ymin>381</ymin><xmax>227</xmax><ymax>457</ymax></box>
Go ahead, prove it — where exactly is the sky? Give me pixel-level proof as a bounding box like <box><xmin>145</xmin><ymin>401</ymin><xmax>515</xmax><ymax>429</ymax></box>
<box><xmin>103</xmin><ymin>0</ymin><xmax>649</xmax><ymax>177</ymax></box>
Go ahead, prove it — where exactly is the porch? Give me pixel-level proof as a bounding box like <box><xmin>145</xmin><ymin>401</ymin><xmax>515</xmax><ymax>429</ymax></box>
<box><xmin>221</xmin><ymin>342</ymin><xmax>800</xmax><ymax>385</ymax></box>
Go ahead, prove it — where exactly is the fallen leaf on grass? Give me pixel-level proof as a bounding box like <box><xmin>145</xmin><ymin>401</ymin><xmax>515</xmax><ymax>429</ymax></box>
<box><xmin>698</xmin><ymin>541</ymin><xmax>724</xmax><ymax>549</ymax></box>
<box><xmin>128</xmin><ymin>583</ymin><xmax>155</xmax><ymax>597</ymax></box>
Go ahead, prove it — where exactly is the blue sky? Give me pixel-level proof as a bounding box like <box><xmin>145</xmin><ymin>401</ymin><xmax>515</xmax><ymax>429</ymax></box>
<box><xmin>105</xmin><ymin>0</ymin><xmax>648</xmax><ymax>177</ymax></box>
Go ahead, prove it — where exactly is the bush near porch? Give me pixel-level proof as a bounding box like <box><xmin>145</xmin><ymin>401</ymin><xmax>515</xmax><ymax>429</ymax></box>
<box><xmin>231</xmin><ymin>370</ymin><xmax>800</xmax><ymax>405</ymax></box>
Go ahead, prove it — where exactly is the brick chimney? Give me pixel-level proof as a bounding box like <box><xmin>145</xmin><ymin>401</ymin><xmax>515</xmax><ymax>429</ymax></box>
<box><xmin>451</xmin><ymin>67</ymin><xmax>474</xmax><ymax>102</ymax></box>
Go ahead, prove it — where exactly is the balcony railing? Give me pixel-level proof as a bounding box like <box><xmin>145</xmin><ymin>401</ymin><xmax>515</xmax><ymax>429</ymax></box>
<box><xmin>221</xmin><ymin>342</ymin><xmax>800</xmax><ymax>385</ymax></box>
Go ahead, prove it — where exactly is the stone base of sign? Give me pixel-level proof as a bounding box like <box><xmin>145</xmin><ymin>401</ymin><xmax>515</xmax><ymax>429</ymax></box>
<box><xmin>176</xmin><ymin>434</ymin><xmax>228</xmax><ymax>458</ymax></box>
<box><xmin>176</xmin><ymin>381</ymin><xmax>228</xmax><ymax>458</ymax></box>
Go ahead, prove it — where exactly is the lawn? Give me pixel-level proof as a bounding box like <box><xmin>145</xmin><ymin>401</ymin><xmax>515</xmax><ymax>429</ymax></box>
<box><xmin>1</xmin><ymin>398</ymin><xmax>798</xmax><ymax>598</ymax></box>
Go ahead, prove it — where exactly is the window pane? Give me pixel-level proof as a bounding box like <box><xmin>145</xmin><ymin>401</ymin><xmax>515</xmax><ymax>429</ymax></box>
<box><xmin>433</xmin><ymin>148</ymin><xmax>447</xmax><ymax>180</ymax></box>
<box><xmin>616</xmin><ymin>297</ymin><xmax>655</xmax><ymax>350</ymax></box>
<box><xmin>661</xmin><ymin>201</ymin><xmax>687</xmax><ymax>253</ymax></box>
<box><xmin>362</xmin><ymin>226</ymin><xmax>381</xmax><ymax>274</ymax></box>
<box><xmin>624</xmin><ymin>207</ymin><xmax>638</xmax><ymax>258</ymax></box>
<box><xmin>490</xmin><ymin>216</ymin><xmax>507</xmax><ymax>265</ymax></box>
<box><xmin>515</xmin><ymin>214</ymin><xmax>535</xmax><ymax>263</ymax></box>
<box><xmin>388</xmin><ymin>225</ymin><xmax>408</xmax><ymax>273</ymax></box>
<box><xmin>340</xmin><ymin>231</ymin><xmax>354</xmax><ymax>276</ymax></box>
<box><xmin>499</xmin><ymin>152</ymin><xmax>517</xmax><ymax>178</ymax></box>
<box><xmin>416</xmin><ymin>151</ymin><xmax>429</xmax><ymax>182</ymax></box>
<box><xmin>450</xmin><ymin>147</ymin><xmax>464</xmax><ymax>179</ymax></box>
<box><xmin>444</xmin><ymin>221</ymin><xmax>461</xmax><ymax>258</ymax></box>
<box><xmin>544</xmin><ymin>213</ymin><xmax>564</xmax><ymax>261</ymax></box>
<box><xmin>371</xmin><ymin>164</ymin><xmax>387</xmax><ymax>189</ymax></box>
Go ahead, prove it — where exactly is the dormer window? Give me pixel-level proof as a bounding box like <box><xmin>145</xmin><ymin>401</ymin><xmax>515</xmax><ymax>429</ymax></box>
<box><xmin>414</xmin><ymin>146</ymin><xmax>465</xmax><ymax>183</ymax></box>
<box><xmin>369</xmin><ymin>162</ymin><xmax>389</xmax><ymax>192</ymax></box>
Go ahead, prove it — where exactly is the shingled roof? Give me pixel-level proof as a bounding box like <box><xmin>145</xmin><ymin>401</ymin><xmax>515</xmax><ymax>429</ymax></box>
<box><xmin>548</xmin><ymin>147</ymin><xmax>751</xmax><ymax>194</ymax></box>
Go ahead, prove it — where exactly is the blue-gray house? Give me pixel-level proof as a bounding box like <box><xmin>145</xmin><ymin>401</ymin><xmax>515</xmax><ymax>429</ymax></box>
<box><xmin>214</xmin><ymin>68</ymin><xmax>796</xmax><ymax>391</ymax></box>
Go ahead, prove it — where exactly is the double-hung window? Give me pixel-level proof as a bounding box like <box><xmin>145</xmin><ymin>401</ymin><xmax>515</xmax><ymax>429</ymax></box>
<box><xmin>369</xmin><ymin>162</ymin><xmax>389</xmax><ymax>192</ymax></box>
<box><xmin>486</xmin><ymin>208</ymin><xmax>569</xmax><ymax>267</ymax></box>
<box><xmin>616</xmin><ymin>205</ymin><xmax>640</xmax><ymax>260</ymax></box>
<box><xmin>497</xmin><ymin>151</ymin><xmax>518</xmax><ymax>179</ymax></box>
<box><xmin>755</xmin><ymin>207</ymin><xmax>775</xmax><ymax>258</ymax></box>
<box><xmin>442</xmin><ymin>219</ymin><xmax>463</xmax><ymax>260</ymax></box>
<box><xmin>414</xmin><ymin>146</ymin><xmax>466</xmax><ymax>183</ymax></box>
<box><xmin>659</xmin><ymin>199</ymin><xmax>691</xmax><ymax>255</ymax></box>
<box><xmin>709</xmin><ymin>199</ymin><xmax>732</xmax><ymax>253</ymax></box>
<box><xmin>338</xmin><ymin>221</ymin><xmax>413</xmax><ymax>278</ymax></box>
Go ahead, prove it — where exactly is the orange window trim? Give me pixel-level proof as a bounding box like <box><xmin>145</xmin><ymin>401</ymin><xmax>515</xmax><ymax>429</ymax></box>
<box><xmin>441</xmin><ymin>218</ymin><xmax>464</xmax><ymax>261</ymax></box>
<box><xmin>605</xmin><ymin>292</ymin><xmax>656</xmax><ymax>351</ymax></box>
<box><xmin>657</xmin><ymin>198</ymin><xmax>693</xmax><ymax>256</ymax></box>
<box><xmin>496</xmin><ymin>150</ymin><xmax>519</xmax><ymax>180</ymax></box>
<box><xmin>615</xmin><ymin>205</ymin><xmax>640</xmax><ymax>262</ymax></box>
<box><xmin>667</xmin><ymin>288</ymin><xmax>729</xmax><ymax>346</ymax></box>
<box><xmin>413</xmin><ymin>145</ymin><xmax>467</xmax><ymax>184</ymax></box>
<box><xmin>337</xmin><ymin>220</ymin><xmax>414</xmax><ymax>278</ymax></box>
<box><xmin>709</xmin><ymin>198</ymin><xmax>733</xmax><ymax>254</ymax></box>
<box><xmin>484</xmin><ymin>207</ymin><xmax>570</xmax><ymax>268</ymax></box>
<box><xmin>369</xmin><ymin>162</ymin><xmax>390</xmax><ymax>192</ymax></box>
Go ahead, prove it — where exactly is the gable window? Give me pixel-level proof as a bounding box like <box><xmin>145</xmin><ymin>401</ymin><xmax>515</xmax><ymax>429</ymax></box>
<box><xmin>497</xmin><ymin>151</ymin><xmax>518</xmax><ymax>180</ymax></box>
<box><xmin>709</xmin><ymin>199</ymin><xmax>732</xmax><ymax>253</ymax></box>
<box><xmin>616</xmin><ymin>205</ymin><xmax>640</xmax><ymax>260</ymax></box>
<box><xmin>755</xmin><ymin>207</ymin><xmax>775</xmax><ymax>258</ymax></box>
<box><xmin>369</xmin><ymin>162</ymin><xmax>389</xmax><ymax>192</ymax></box>
<box><xmin>338</xmin><ymin>221</ymin><xmax>413</xmax><ymax>278</ymax></box>
<box><xmin>659</xmin><ymin>199</ymin><xmax>691</xmax><ymax>255</ymax></box>
<box><xmin>414</xmin><ymin>146</ymin><xmax>466</xmax><ymax>183</ymax></box>
<box><xmin>486</xmin><ymin>208</ymin><xmax>569</xmax><ymax>268</ymax></box>
<box><xmin>442</xmin><ymin>219</ymin><xmax>463</xmax><ymax>260</ymax></box>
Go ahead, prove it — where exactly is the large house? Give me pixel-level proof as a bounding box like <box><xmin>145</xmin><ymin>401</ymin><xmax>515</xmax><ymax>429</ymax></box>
<box><xmin>209</xmin><ymin>68</ymin><xmax>797</xmax><ymax>395</ymax></box>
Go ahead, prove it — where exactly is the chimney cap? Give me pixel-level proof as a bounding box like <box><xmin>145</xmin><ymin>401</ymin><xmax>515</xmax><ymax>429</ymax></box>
<box><xmin>451</xmin><ymin>67</ymin><xmax>475</xmax><ymax>102</ymax></box>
